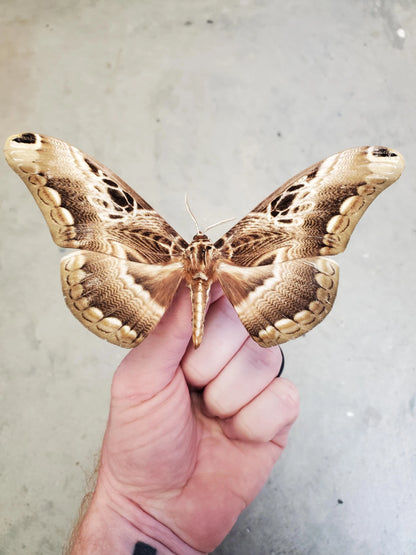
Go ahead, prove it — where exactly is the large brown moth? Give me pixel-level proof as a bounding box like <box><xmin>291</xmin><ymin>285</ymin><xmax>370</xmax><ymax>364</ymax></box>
<box><xmin>4</xmin><ymin>133</ymin><xmax>404</xmax><ymax>349</ymax></box>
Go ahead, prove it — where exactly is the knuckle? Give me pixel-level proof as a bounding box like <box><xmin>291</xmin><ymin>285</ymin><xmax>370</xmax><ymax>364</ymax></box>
<box><xmin>233</xmin><ymin>417</ymin><xmax>264</xmax><ymax>442</ymax></box>
<box><xmin>273</xmin><ymin>378</ymin><xmax>300</xmax><ymax>421</ymax></box>
<box><xmin>203</xmin><ymin>388</ymin><xmax>231</xmax><ymax>418</ymax></box>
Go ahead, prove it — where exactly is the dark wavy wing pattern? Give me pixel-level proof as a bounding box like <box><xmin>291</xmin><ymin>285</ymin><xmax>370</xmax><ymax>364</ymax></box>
<box><xmin>4</xmin><ymin>133</ymin><xmax>188</xmax><ymax>264</ymax></box>
<box><xmin>217</xmin><ymin>257</ymin><xmax>339</xmax><ymax>346</ymax></box>
<box><xmin>4</xmin><ymin>137</ymin><xmax>405</xmax><ymax>349</ymax></box>
<box><xmin>215</xmin><ymin>146</ymin><xmax>404</xmax><ymax>267</ymax></box>
<box><xmin>61</xmin><ymin>251</ymin><xmax>184</xmax><ymax>347</ymax></box>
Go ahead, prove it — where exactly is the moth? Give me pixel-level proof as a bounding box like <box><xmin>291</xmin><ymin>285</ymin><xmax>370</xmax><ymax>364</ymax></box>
<box><xmin>4</xmin><ymin>133</ymin><xmax>404</xmax><ymax>349</ymax></box>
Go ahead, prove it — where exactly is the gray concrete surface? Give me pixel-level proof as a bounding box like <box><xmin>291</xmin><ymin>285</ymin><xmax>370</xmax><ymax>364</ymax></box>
<box><xmin>1</xmin><ymin>1</ymin><xmax>415</xmax><ymax>553</ymax></box>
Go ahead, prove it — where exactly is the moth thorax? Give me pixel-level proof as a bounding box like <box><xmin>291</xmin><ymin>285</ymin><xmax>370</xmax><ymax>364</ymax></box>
<box><xmin>184</xmin><ymin>233</ymin><xmax>217</xmax><ymax>281</ymax></box>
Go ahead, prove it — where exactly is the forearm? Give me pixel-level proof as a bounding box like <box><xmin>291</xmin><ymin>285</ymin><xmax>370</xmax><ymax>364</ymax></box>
<box><xmin>66</xmin><ymin>485</ymin><xmax>206</xmax><ymax>555</ymax></box>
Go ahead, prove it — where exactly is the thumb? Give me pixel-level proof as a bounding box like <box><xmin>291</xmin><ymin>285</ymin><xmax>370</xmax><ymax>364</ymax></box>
<box><xmin>111</xmin><ymin>284</ymin><xmax>192</xmax><ymax>400</ymax></box>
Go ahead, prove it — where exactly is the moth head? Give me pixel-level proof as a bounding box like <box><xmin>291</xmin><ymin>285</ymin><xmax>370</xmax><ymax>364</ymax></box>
<box><xmin>191</xmin><ymin>231</ymin><xmax>210</xmax><ymax>242</ymax></box>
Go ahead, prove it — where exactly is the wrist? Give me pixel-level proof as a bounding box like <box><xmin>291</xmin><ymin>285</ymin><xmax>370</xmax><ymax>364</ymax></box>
<box><xmin>68</xmin><ymin>479</ymin><xmax>205</xmax><ymax>555</ymax></box>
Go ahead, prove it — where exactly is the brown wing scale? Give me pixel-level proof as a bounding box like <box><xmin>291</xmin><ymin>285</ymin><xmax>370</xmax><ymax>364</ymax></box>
<box><xmin>216</xmin><ymin>146</ymin><xmax>405</xmax><ymax>266</ymax></box>
<box><xmin>61</xmin><ymin>251</ymin><xmax>183</xmax><ymax>347</ymax></box>
<box><xmin>215</xmin><ymin>146</ymin><xmax>404</xmax><ymax>345</ymax></box>
<box><xmin>217</xmin><ymin>257</ymin><xmax>339</xmax><ymax>346</ymax></box>
<box><xmin>4</xmin><ymin>133</ymin><xmax>188</xmax><ymax>263</ymax></box>
<box><xmin>4</xmin><ymin>134</ymin><xmax>405</xmax><ymax>348</ymax></box>
<box><xmin>4</xmin><ymin>132</ymin><xmax>188</xmax><ymax>347</ymax></box>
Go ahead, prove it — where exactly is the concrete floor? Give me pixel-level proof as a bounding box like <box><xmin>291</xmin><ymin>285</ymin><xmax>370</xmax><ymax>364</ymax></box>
<box><xmin>1</xmin><ymin>1</ymin><xmax>415</xmax><ymax>553</ymax></box>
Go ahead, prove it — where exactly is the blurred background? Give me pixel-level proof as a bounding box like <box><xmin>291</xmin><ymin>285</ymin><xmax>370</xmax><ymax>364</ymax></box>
<box><xmin>1</xmin><ymin>1</ymin><xmax>415</xmax><ymax>553</ymax></box>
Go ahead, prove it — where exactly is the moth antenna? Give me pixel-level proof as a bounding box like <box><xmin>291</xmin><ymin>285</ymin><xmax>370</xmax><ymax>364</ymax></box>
<box><xmin>204</xmin><ymin>216</ymin><xmax>236</xmax><ymax>233</ymax></box>
<box><xmin>185</xmin><ymin>193</ymin><xmax>201</xmax><ymax>234</ymax></box>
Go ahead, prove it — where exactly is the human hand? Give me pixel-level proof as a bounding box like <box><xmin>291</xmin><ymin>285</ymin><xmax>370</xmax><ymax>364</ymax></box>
<box><xmin>68</xmin><ymin>285</ymin><xmax>299</xmax><ymax>554</ymax></box>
